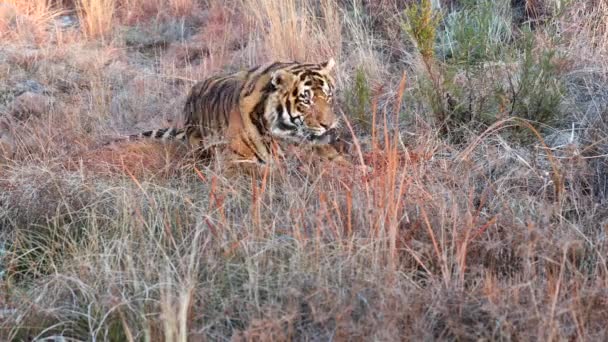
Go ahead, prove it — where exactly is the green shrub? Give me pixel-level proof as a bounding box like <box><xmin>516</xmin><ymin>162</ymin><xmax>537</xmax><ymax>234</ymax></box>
<box><xmin>437</xmin><ymin>30</ymin><xmax>564</xmax><ymax>142</ymax></box>
<box><xmin>510</xmin><ymin>31</ymin><xmax>563</xmax><ymax>125</ymax></box>
<box><xmin>403</xmin><ymin>0</ymin><xmax>447</xmax><ymax>131</ymax></box>
<box><xmin>439</xmin><ymin>0</ymin><xmax>513</xmax><ymax>65</ymax></box>
<box><xmin>345</xmin><ymin>67</ymin><xmax>371</xmax><ymax>129</ymax></box>
<box><xmin>403</xmin><ymin>0</ymin><xmax>441</xmax><ymax>61</ymax></box>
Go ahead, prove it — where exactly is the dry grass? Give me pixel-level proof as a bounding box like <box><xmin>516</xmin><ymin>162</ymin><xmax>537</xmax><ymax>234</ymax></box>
<box><xmin>0</xmin><ymin>0</ymin><xmax>64</xmax><ymax>43</ymax></box>
<box><xmin>561</xmin><ymin>0</ymin><xmax>608</xmax><ymax>62</ymax></box>
<box><xmin>1</xmin><ymin>0</ymin><xmax>608</xmax><ymax>340</ymax></box>
<box><xmin>242</xmin><ymin>0</ymin><xmax>342</xmax><ymax>63</ymax></box>
<box><xmin>76</xmin><ymin>0</ymin><xmax>116</xmax><ymax>40</ymax></box>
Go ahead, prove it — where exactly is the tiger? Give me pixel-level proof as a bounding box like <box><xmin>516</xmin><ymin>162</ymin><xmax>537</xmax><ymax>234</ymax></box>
<box><xmin>124</xmin><ymin>59</ymin><xmax>348</xmax><ymax>167</ymax></box>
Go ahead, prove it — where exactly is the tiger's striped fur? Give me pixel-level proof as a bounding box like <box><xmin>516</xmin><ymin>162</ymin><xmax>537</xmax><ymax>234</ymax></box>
<box><xmin>129</xmin><ymin>59</ymin><xmax>343</xmax><ymax>165</ymax></box>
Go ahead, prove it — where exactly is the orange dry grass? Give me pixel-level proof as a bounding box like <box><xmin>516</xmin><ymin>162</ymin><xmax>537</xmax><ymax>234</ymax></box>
<box><xmin>120</xmin><ymin>0</ymin><xmax>199</xmax><ymax>23</ymax></box>
<box><xmin>1</xmin><ymin>0</ymin><xmax>608</xmax><ymax>340</ymax></box>
<box><xmin>1</xmin><ymin>0</ymin><xmax>57</xmax><ymax>21</ymax></box>
<box><xmin>242</xmin><ymin>0</ymin><xmax>341</xmax><ymax>62</ymax></box>
<box><xmin>76</xmin><ymin>0</ymin><xmax>115</xmax><ymax>40</ymax></box>
<box><xmin>65</xmin><ymin>141</ymin><xmax>189</xmax><ymax>180</ymax></box>
<box><xmin>0</xmin><ymin>0</ymin><xmax>63</xmax><ymax>42</ymax></box>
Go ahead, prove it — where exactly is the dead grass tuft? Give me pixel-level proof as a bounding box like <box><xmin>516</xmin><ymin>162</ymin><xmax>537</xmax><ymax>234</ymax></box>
<box><xmin>65</xmin><ymin>141</ymin><xmax>190</xmax><ymax>180</ymax></box>
<box><xmin>242</xmin><ymin>0</ymin><xmax>341</xmax><ymax>62</ymax></box>
<box><xmin>1</xmin><ymin>0</ymin><xmax>608</xmax><ymax>340</ymax></box>
<box><xmin>76</xmin><ymin>0</ymin><xmax>115</xmax><ymax>41</ymax></box>
<box><xmin>0</xmin><ymin>0</ymin><xmax>65</xmax><ymax>43</ymax></box>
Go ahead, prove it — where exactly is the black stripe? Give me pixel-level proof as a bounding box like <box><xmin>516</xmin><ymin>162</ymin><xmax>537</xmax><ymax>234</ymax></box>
<box><xmin>261</xmin><ymin>81</ymin><xmax>275</xmax><ymax>94</ymax></box>
<box><xmin>287</xmin><ymin>65</ymin><xmax>321</xmax><ymax>74</ymax></box>
<box><xmin>251</xmin><ymin>110</ymin><xmax>267</xmax><ymax>136</ymax></box>
<box><xmin>241</xmin><ymin>136</ymin><xmax>266</xmax><ymax>164</ymax></box>
<box><xmin>277</xmin><ymin>120</ymin><xmax>296</xmax><ymax>132</ymax></box>
<box><xmin>286</xmin><ymin>101</ymin><xmax>300</xmax><ymax>126</ymax></box>
<box><xmin>242</xmin><ymin>78</ymin><xmax>257</xmax><ymax>97</ymax></box>
<box><xmin>275</xmin><ymin>104</ymin><xmax>283</xmax><ymax>117</ymax></box>
<box><xmin>243</xmin><ymin>62</ymin><xmax>299</xmax><ymax>97</ymax></box>
<box><xmin>154</xmin><ymin>128</ymin><xmax>167</xmax><ymax>138</ymax></box>
<box><xmin>276</xmin><ymin>101</ymin><xmax>298</xmax><ymax>132</ymax></box>
<box><xmin>259</xmin><ymin>62</ymin><xmax>282</xmax><ymax>77</ymax></box>
<box><xmin>243</xmin><ymin>62</ymin><xmax>279</xmax><ymax>97</ymax></box>
<box><xmin>288</xmin><ymin>99</ymin><xmax>295</xmax><ymax>118</ymax></box>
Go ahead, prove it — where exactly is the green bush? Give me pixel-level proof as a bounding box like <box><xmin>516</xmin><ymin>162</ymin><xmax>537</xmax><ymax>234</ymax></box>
<box><xmin>345</xmin><ymin>67</ymin><xmax>371</xmax><ymax>129</ymax></box>
<box><xmin>438</xmin><ymin>31</ymin><xmax>564</xmax><ymax>141</ymax></box>
<box><xmin>403</xmin><ymin>0</ymin><xmax>448</xmax><ymax>131</ymax></box>
<box><xmin>403</xmin><ymin>0</ymin><xmax>441</xmax><ymax>62</ymax></box>
<box><xmin>439</xmin><ymin>0</ymin><xmax>513</xmax><ymax>65</ymax></box>
<box><xmin>432</xmin><ymin>2</ymin><xmax>563</xmax><ymax>140</ymax></box>
<box><xmin>510</xmin><ymin>31</ymin><xmax>564</xmax><ymax>125</ymax></box>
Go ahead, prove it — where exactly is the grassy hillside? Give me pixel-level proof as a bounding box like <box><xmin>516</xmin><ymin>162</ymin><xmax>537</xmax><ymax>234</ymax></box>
<box><xmin>1</xmin><ymin>0</ymin><xmax>607</xmax><ymax>340</ymax></box>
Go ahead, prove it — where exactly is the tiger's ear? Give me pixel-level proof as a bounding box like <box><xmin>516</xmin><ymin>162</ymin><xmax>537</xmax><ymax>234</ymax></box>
<box><xmin>271</xmin><ymin>69</ymin><xmax>296</xmax><ymax>89</ymax></box>
<box><xmin>320</xmin><ymin>58</ymin><xmax>336</xmax><ymax>73</ymax></box>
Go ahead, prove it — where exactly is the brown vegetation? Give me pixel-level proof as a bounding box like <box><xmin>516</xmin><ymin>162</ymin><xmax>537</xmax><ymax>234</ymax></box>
<box><xmin>1</xmin><ymin>0</ymin><xmax>607</xmax><ymax>340</ymax></box>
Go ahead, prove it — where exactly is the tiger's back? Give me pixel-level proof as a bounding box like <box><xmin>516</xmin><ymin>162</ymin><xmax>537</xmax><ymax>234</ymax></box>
<box><xmin>183</xmin><ymin>71</ymin><xmax>247</xmax><ymax>149</ymax></box>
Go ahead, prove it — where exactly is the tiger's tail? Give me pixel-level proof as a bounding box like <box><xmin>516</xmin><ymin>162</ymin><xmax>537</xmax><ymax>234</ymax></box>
<box><xmin>129</xmin><ymin>127</ymin><xmax>187</xmax><ymax>142</ymax></box>
<box><xmin>102</xmin><ymin>127</ymin><xmax>187</xmax><ymax>147</ymax></box>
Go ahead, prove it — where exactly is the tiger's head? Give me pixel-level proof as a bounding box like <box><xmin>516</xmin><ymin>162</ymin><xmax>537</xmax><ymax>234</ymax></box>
<box><xmin>298</xmin><ymin>59</ymin><xmax>338</xmax><ymax>145</ymax></box>
<box><xmin>301</xmin><ymin>87</ymin><xmax>339</xmax><ymax>145</ymax></box>
<box><xmin>265</xmin><ymin>59</ymin><xmax>338</xmax><ymax>144</ymax></box>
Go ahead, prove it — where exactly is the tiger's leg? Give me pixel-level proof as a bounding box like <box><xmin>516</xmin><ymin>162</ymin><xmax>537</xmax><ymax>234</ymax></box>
<box><xmin>223</xmin><ymin>103</ymin><xmax>270</xmax><ymax>166</ymax></box>
<box><xmin>226</xmin><ymin>130</ymin><xmax>268</xmax><ymax>165</ymax></box>
<box><xmin>220</xmin><ymin>133</ymin><xmax>269</xmax><ymax>179</ymax></box>
<box><xmin>238</xmin><ymin>94</ymin><xmax>272</xmax><ymax>165</ymax></box>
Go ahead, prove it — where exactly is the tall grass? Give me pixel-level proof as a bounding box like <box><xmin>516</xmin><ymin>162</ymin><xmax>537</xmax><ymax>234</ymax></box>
<box><xmin>560</xmin><ymin>0</ymin><xmax>608</xmax><ymax>61</ymax></box>
<box><xmin>439</xmin><ymin>0</ymin><xmax>513</xmax><ymax>64</ymax></box>
<box><xmin>0</xmin><ymin>0</ymin><xmax>63</xmax><ymax>42</ymax></box>
<box><xmin>1</xmin><ymin>0</ymin><xmax>608</xmax><ymax>340</ymax></box>
<box><xmin>242</xmin><ymin>0</ymin><xmax>341</xmax><ymax>62</ymax></box>
<box><xmin>168</xmin><ymin>0</ymin><xmax>196</xmax><ymax>17</ymax></box>
<box><xmin>76</xmin><ymin>0</ymin><xmax>115</xmax><ymax>40</ymax></box>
